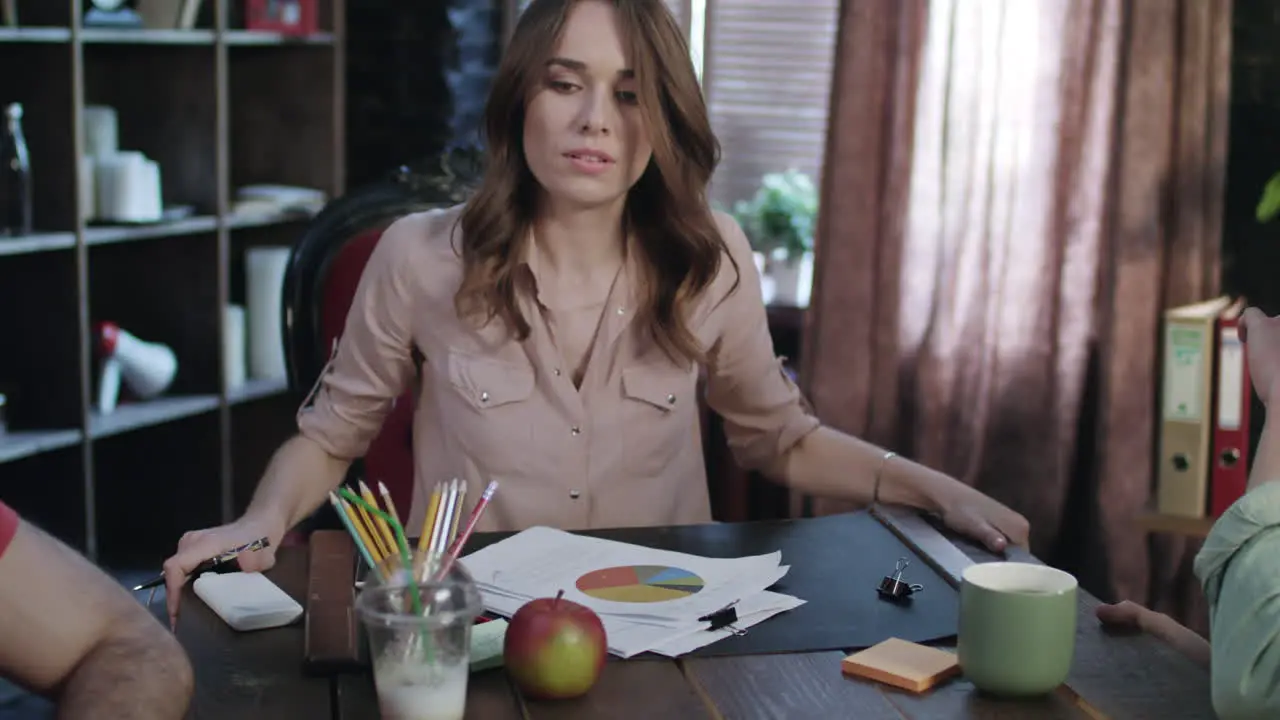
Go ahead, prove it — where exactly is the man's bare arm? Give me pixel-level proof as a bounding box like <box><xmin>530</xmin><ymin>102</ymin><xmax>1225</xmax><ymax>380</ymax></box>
<box><xmin>0</xmin><ymin>518</ymin><xmax>193</xmax><ymax>719</ymax></box>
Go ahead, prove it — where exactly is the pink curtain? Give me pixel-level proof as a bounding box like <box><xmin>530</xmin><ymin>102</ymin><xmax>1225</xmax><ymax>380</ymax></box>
<box><xmin>802</xmin><ymin>0</ymin><xmax>1232</xmax><ymax>630</ymax></box>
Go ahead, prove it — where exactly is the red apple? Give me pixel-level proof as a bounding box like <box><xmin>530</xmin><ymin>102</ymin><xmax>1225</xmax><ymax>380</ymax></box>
<box><xmin>503</xmin><ymin>589</ymin><xmax>608</xmax><ymax>700</ymax></box>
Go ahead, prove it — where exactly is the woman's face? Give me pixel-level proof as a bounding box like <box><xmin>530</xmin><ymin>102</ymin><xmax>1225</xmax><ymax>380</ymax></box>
<box><xmin>523</xmin><ymin>0</ymin><xmax>653</xmax><ymax>211</ymax></box>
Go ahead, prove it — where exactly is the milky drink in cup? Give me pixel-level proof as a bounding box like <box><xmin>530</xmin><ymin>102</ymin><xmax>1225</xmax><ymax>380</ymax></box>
<box><xmin>371</xmin><ymin>647</ymin><xmax>469</xmax><ymax>720</ymax></box>
<box><xmin>356</xmin><ymin>553</ymin><xmax>483</xmax><ymax>720</ymax></box>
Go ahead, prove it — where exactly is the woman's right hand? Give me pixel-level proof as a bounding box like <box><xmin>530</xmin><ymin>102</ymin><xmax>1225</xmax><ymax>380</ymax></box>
<box><xmin>161</xmin><ymin>513</ymin><xmax>285</xmax><ymax>629</ymax></box>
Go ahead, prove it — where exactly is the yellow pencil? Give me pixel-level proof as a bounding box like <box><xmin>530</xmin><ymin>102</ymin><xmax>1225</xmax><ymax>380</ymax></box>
<box><xmin>359</xmin><ymin>479</ymin><xmax>399</xmax><ymax>559</ymax></box>
<box><xmin>351</xmin><ymin>483</ymin><xmax>390</xmax><ymax>560</ymax></box>
<box><xmin>417</xmin><ymin>482</ymin><xmax>443</xmax><ymax>553</ymax></box>
<box><xmin>339</xmin><ymin>496</ymin><xmax>383</xmax><ymax>568</ymax></box>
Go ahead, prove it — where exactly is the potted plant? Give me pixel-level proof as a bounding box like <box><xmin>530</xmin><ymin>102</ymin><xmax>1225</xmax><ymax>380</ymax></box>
<box><xmin>730</xmin><ymin>168</ymin><xmax>817</xmax><ymax>306</ymax></box>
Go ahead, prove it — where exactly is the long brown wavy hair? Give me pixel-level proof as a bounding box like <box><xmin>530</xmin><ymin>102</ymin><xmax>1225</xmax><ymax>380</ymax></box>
<box><xmin>454</xmin><ymin>0</ymin><xmax>736</xmax><ymax>366</ymax></box>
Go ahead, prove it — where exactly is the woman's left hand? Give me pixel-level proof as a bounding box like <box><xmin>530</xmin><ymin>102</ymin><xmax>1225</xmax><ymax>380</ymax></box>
<box><xmin>932</xmin><ymin>482</ymin><xmax>1030</xmax><ymax>553</ymax></box>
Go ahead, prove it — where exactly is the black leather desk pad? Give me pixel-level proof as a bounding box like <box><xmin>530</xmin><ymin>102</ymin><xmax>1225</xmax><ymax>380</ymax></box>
<box><xmin>465</xmin><ymin>510</ymin><xmax>957</xmax><ymax>658</ymax></box>
<box><xmin>311</xmin><ymin>511</ymin><xmax>958</xmax><ymax>672</ymax></box>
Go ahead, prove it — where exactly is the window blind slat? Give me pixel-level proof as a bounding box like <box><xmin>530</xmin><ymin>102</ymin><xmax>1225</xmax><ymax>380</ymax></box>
<box><xmin>704</xmin><ymin>0</ymin><xmax>838</xmax><ymax>209</ymax></box>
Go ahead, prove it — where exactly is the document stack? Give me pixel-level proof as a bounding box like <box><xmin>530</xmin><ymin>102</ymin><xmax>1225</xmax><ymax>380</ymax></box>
<box><xmin>460</xmin><ymin>526</ymin><xmax>805</xmax><ymax>658</ymax></box>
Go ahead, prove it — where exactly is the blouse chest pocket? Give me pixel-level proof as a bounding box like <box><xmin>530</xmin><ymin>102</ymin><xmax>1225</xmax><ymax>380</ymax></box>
<box><xmin>440</xmin><ymin>349</ymin><xmax>539</xmax><ymax>473</ymax></box>
<box><xmin>617</xmin><ymin>363</ymin><xmax>698</xmax><ymax>476</ymax></box>
<box><xmin>446</xmin><ymin>350</ymin><xmax>535</xmax><ymax>410</ymax></box>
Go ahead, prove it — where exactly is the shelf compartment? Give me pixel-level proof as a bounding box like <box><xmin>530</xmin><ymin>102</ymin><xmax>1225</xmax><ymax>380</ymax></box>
<box><xmin>6</xmin><ymin>1</ymin><xmax>72</xmax><ymax>28</ymax></box>
<box><xmin>0</xmin><ymin>42</ymin><xmax>76</xmax><ymax>231</ymax></box>
<box><xmin>85</xmin><ymin>215</ymin><xmax>218</xmax><ymax>246</ymax></box>
<box><xmin>229</xmin><ymin>45</ymin><xmax>341</xmax><ymax>198</ymax></box>
<box><xmin>228</xmin><ymin>377</ymin><xmax>290</xmax><ymax>405</ymax></box>
<box><xmin>226</xmin><ymin>0</ymin><xmax>338</xmax><ymax>34</ymax></box>
<box><xmin>0</xmin><ymin>251</ymin><xmax>84</xmax><ymax>431</ymax></box>
<box><xmin>0</xmin><ymin>231</ymin><xmax>76</xmax><ymax>256</ymax></box>
<box><xmin>88</xmin><ymin>233</ymin><xmax>222</xmax><ymax>400</ymax></box>
<box><xmin>82</xmin><ymin>44</ymin><xmax>219</xmax><ymax>216</ymax></box>
<box><xmin>88</xmin><ymin>394</ymin><xmax>219</xmax><ymax>439</ymax></box>
<box><xmin>0</xmin><ymin>428</ymin><xmax>82</xmax><ymax>464</ymax></box>
<box><xmin>93</xmin><ymin>412</ymin><xmax>222</xmax><ymax>567</ymax></box>
<box><xmin>1136</xmin><ymin>509</ymin><xmax>1213</xmax><ymax>538</ymax></box>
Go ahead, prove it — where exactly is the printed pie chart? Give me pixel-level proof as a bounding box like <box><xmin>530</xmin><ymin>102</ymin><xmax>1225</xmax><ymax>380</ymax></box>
<box><xmin>575</xmin><ymin>565</ymin><xmax>706</xmax><ymax>603</ymax></box>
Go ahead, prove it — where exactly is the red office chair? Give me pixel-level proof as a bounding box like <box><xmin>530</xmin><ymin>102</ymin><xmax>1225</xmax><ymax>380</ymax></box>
<box><xmin>282</xmin><ymin>154</ymin><xmax>482</xmax><ymax>530</ymax></box>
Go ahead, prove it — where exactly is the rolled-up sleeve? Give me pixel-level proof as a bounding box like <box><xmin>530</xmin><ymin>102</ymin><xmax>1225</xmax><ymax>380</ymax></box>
<box><xmin>1194</xmin><ymin>480</ymin><xmax>1280</xmax><ymax>719</ymax></box>
<box><xmin>296</xmin><ymin>215</ymin><xmax>422</xmax><ymax>460</ymax></box>
<box><xmin>702</xmin><ymin>212</ymin><xmax>821</xmax><ymax>471</ymax></box>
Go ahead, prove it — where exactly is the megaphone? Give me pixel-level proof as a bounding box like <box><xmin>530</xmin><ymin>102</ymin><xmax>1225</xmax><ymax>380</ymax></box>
<box><xmin>95</xmin><ymin>321</ymin><xmax>178</xmax><ymax>414</ymax></box>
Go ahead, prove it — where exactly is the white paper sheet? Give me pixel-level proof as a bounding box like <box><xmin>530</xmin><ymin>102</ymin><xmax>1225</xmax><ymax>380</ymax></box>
<box><xmin>461</xmin><ymin>526</ymin><xmax>805</xmax><ymax>657</ymax></box>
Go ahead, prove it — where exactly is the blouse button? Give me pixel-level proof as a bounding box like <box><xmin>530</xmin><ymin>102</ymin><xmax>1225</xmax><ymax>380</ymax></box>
<box><xmin>553</xmin><ymin>368</ymin><xmax>562</xmax><ymax>376</ymax></box>
<box><xmin>570</xmin><ymin>426</ymin><xmax>581</xmax><ymax>436</ymax></box>
<box><xmin>667</xmin><ymin>394</ymin><xmax>676</xmax><ymax>405</ymax></box>
<box><xmin>479</xmin><ymin>391</ymin><xmax>489</xmax><ymax>403</ymax></box>
<box><xmin>569</xmin><ymin>489</ymin><xmax>581</xmax><ymax>499</ymax></box>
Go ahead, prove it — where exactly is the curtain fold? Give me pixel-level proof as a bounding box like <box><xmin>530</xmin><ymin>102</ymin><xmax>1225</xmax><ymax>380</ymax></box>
<box><xmin>803</xmin><ymin>0</ymin><xmax>1232</xmax><ymax>629</ymax></box>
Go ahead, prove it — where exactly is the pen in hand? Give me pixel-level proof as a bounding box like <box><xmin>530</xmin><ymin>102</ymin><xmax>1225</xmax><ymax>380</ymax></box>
<box><xmin>133</xmin><ymin>537</ymin><xmax>271</xmax><ymax>592</ymax></box>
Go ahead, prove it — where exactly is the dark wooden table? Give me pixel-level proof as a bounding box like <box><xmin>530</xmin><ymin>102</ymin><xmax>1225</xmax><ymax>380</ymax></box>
<box><xmin>173</xmin><ymin>507</ymin><xmax>1216</xmax><ymax>719</ymax></box>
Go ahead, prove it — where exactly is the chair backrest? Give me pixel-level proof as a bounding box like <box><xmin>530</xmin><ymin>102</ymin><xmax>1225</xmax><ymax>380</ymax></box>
<box><xmin>282</xmin><ymin>158</ymin><xmax>480</xmax><ymax>523</ymax></box>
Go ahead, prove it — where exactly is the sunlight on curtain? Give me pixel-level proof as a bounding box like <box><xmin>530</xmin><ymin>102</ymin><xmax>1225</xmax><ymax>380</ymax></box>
<box><xmin>898</xmin><ymin>0</ymin><xmax>1106</xmax><ymax>401</ymax></box>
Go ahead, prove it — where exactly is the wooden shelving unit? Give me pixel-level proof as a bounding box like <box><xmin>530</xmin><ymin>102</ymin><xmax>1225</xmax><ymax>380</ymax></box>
<box><xmin>1137</xmin><ymin>509</ymin><xmax>1214</xmax><ymax>538</ymax></box>
<box><xmin>0</xmin><ymin>0</ymin><xmax>344</xmax><ymax>567</ymax></box>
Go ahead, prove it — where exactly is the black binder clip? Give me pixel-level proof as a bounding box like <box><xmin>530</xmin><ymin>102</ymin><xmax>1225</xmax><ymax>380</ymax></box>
<box><xmin>877</xmin><ymin>557</ymin><xmax>924</xmax><ymax>604</ymax></box>
<box><xmin>699</xmin><ymin>599</ymin><xmax>747</xmax><ymax>636</ymax></box>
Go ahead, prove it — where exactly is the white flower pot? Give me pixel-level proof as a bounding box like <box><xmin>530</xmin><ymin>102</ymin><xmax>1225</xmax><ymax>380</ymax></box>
<box><xmin>752</xmin><ymin>251</ymin><xmax>777</xmax><ymax>305</ymax></box>
<box><xmin>766</xmin><ymin>251</ymin><xmax>813</xmax><ymax>307</ymax></box>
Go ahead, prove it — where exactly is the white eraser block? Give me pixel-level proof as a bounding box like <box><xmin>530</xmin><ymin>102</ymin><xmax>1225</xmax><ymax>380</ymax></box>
<box><xmin>193</xmin><ymin>571</ymin><xmax>303</xmax><ymax>632</ymax></box>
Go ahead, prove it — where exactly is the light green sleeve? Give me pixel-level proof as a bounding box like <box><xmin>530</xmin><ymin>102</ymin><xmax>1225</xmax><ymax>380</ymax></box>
<box><xmin>1194</xmin><ymin>481</ymin><xmax>1280</xmax><ymax>720</ymax></box>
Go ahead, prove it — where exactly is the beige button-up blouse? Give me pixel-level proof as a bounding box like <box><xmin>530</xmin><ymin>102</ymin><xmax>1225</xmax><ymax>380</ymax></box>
<box><xmin>297</xmin><ymin>204</ymin><xmax>820</xmax><ymax>533</ymax></box>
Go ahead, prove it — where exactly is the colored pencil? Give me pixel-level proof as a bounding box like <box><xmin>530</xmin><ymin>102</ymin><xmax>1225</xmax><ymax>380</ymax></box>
<box><xmin>350</xmin><ymin>483</ymin><xmax>390</xmax><ymax>560</ymax></box>
<box><xmin>427</xmin><ymin>479</ymin><xmax>454</xmax><ymax>557</ymax></box>
<box><xmin>337</xmin><ymin>494</ymin><xmax>383</xmax><ymax>570</ymax></box>
<box><xmin>329</xmin><ymin>491</ymin><xmax>378</xmax><ymax>572</ymax></box>
<box><xmin>376</xmin><ymin>480</ymin><xmax>401</xmax><ymax>526</ymax></box>
<box><xmin>433</xmin><ymin>480</ymin><xmax>497</xmax><ymax>581</ymax></box>
<box><xmin>447</xmin><ymin>482</ymin><xmax>468</xmax><ymax>549</ymax></box>
<box><xmin>360</xmin><ymin>479</ymin><xmax>398</xmax><ymax>559</ymax></box>
<box><xmin>417</xmin><ymin>483</ymin><xmax>443</xmax><ymax>553</ymax></box>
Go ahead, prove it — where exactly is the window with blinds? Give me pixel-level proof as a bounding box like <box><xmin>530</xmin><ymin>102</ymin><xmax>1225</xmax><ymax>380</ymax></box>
<box><xmin>702</xmin><ymin>0</ymin><xmax>839</xmax><ymax>208</ymax></box>
<box><xmin>506</xmin><ymin>1</ymin><xmax>691</xmax><ymax>39</ymax></box>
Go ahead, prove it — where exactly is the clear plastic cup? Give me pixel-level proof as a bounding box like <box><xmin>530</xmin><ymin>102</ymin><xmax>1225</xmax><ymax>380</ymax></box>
<box><xmin>355</xmin><ymin>552</ymin><xmax>483</xmax><ymax>720</ymax></box>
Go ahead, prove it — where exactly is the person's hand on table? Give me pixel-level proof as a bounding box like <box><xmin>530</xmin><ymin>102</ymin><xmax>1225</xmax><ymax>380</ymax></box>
<box><xmin>1096</xmin><ymin>600</ymin><xmax>1211</xmax><ymax>668</ymax></box>
<box><xmin>929</xmin><ymin>479</ymin><xmax>1031</xmax><ymax>554</ymax></box>
<box><xmin>161</xmin><ymin>513</ymin><xmax>284</xmax><ymax>630</ymax></box>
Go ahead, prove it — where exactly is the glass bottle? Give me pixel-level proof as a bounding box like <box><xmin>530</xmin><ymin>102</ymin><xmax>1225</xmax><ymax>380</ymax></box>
<box><xmin>0</xmin><ymin>102</ymin><xmax>32</xmax><ymax>237</ymax></box>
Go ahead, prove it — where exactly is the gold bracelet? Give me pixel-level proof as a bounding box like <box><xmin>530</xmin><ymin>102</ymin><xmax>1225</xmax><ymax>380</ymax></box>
<box><xmin>872</xmin><ymin>451</ymin><xmax>897</xmax><ymax>506</ymax></box>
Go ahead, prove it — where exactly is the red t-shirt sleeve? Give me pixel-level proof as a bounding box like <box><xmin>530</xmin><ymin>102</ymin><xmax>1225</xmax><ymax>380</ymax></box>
<box><xmin>0</xmin><ymin>500</ymin><xmax>19</xmax><ymax>559</ymax></box>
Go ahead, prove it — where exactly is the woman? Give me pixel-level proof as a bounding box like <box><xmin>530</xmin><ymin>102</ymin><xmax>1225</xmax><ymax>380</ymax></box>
<box><xmin>1097</xmin><ymin>307</ymin><xmax>1280</xmax><ymax>719</ymax></box>
<box><xmin>162</xmin><ymin>0</ymin><xmax>1027</xmax><ymax>625</ymax></box>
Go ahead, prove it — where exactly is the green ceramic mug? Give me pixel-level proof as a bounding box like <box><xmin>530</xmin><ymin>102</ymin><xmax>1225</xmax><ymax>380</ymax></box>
<box><xmin>958</xmin><ymin>561</ymin><xmax>1078</xmax><ymax>696</ymax></box>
